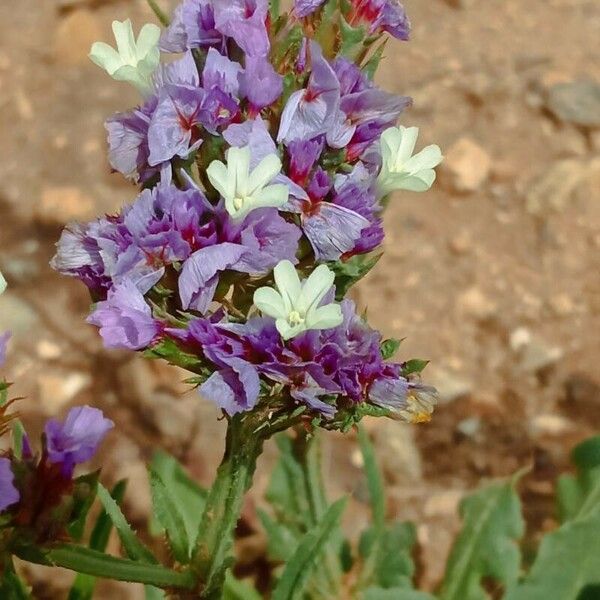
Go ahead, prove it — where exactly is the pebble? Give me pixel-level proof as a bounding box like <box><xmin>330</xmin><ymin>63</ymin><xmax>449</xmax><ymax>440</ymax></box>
<box><xmin>548</xmin><ymin>294</ymin><xmax>575</xmax><ymax>317</ymax></box>
<box><xmin>512</xmin><ymin>333</ymin><xmax>564</xmax><ymax>373</ymax></box>
<box><xmin>440</xmin><ymin>137</ymin><xmax>491</xmax><ymax>194</ymax></box>
<box><xmin>424</xmin><ymin>490</ymin><xmax>464</xmax><ymax>518</ymax></box>
<box><xmin>36</xmin><ymin>339</ymin><xmax>62</xmax><ymax>360</ymax></box>
<box><xmin>457</xmin><ymin>286</ymin><xmax>497</xmax><ymax>320</ymax></box>
<box><xmin>531</xmin><ymin>414</ymin><xmax>573</xmax><ymax>436</ymax></box>
<box><xmin>448</xmin><ymin>231</ymin><xmax>473</xmax><ymax>255</ymax></box>
<box><xmin>428</xmin><ymin>367</ymin><xmax>473</xmax><ymax>404</ymax></box>
<box><xmin>545</xmin><ymin>80</ymin><xmax>600</xmax><ymax>128</ymax></box>
<box><xmin>526</xmin><ymin>159</ymin><xmax>588</xmax><ymax>215</ymax></box>
<box><xmin>456</xmin><ymin>416</ymin><xmax>482</xmax><ymax>439</ymax></box>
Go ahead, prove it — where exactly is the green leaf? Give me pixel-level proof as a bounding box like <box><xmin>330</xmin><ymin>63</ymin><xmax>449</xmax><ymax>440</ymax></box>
<box><xmin>380</xmin><ymin>339</ymin><xmax>402</xmax><ymax>361</ymax></box>
<box><xmin>505</xmin><ymin>512</ymin><xmax>600</xmax><ymax>600</ymax></box>
<box><xmin>330</xmin><ymin>254</ymin><xmax>382</xmax><ymax>300</ymax></box>
<box><xmin>144</xmin><ymin>586</ymin><xmax>165</xmax><ymax>600</ymax></box>
<box><xmin>69</xmin><ymin>481</ymin><xmax>127</xmax><ymax>600</ymax></box>
<box><xmin>48</xmin><ymin>545</ymin><xmax>194</xmax><ymax>589</ymax></box>
<box><xmin>439</xmin><ymin>479</ymin><xmax>524</xmax><ymax>600</ymax></box>
<box><xmin>340</xmin><ymin>16</ymin><xmax>366</xmax><ymax>58</ymax></box>
<box><xmin>557</xmin><ymin>437</ymin><xmax>600</xmax><ymax>522</ymax></box>
<box><xmin>97</xmin><ymin>484</ymin><xmax>158</xmax><ymax>564</ymax></box>
<box><xmin>359</xmin><ymin>523</ymin><xmax>417</xmax><ymax>590</ymax></box>
<box><xmin>149</xmin><ymin>470</ymin><xmax>190</xmax><ymax>564</ymax></box>
<box><xmin>362</xmin><ymin>39</ymin><xmax>388</xmax><ymax>80</ymax></box>
<box><xmin>223</xmin><ymin>571</ymin><xmax>262</xmax><ymax>600</ymax></box>
<box><xmin>272</xmin><ymin>498</ymin><xmax>347</xmax><ymax>600</ymax></box>
<box><xmin>258</xmin><ymin>509</ymin><xmax>297</xmax><ymax>562</ymax></box>
<box><xmin>269</xmin><ymin>0</ymin><xmax>281</xmax><ymax>20</ymax></box>
<box><xmin>68</xmin><ymin>472</ymin><xmax>100</xmax><ymax>541</ymax></box>
<box><xmin>0</xmin><ymin>571</ymin><xmax>32</xmax><ymax>599</ymax></box>
<box><xmin>358</xmin><ymin>427</ymin><xmax>385</xmax><ymax>530</ymax></box>
<box><xmin>149</xmin><ymin>452</ymin><xmax>207</xmax><ymax>545</ymax></box>
<box><xmin>401</xmin><ymin>359</ymin><xmax>430</xmax><ymax>378</ymax></box>
<box><xmin>12</xmin><ymin>421</ymin><xmax>26</xmax><ymax>460</ymax></box>
<box><xmin>144</xmin><ymin>338</ymin><xmax>203</xmax><ymax>371</ymax></box>
<box><xmin>363</xmin><ymin>588</ymin><xmax>436</xmax><ymax>600</ymax></box>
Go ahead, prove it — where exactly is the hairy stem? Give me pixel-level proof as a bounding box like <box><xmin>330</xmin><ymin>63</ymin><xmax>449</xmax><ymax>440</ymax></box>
<box><xmin>190</xmin><ymin>415</ymin><xmax>264</xmax><ymax>599</ymax></box>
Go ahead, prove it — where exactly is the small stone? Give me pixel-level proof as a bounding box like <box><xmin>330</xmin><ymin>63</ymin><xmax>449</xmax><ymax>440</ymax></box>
<box><xmin>424</xmin><ymin>490</ymin><xmax>464</xmax><ymax>517</ymax></box>
<box><xmin>428</xmin><ymin>368</ymin><xmax>473</xmax><ymax>404</ymax></box>
<box><xmin>457</xmin><ymin>286</ymin><xmax>496</xmax><ymax>320</ymax></box>
<box><xmin>448</xmin><ymin>231</ymin><xmax>473</xmax><ymax>255</ymax></box>
<box><xmin>548</xmin><ymin>294</ymin><xmax>575</xmax><ymax>317</ymax></box>
<box><xmin>36</xmin><ymin>339</ymin><xmax>62</xmax><ymax>360</ymax></box>
<box><xmin>526</xmin><ymin>160</ymin><xmax>588</xmax><ymax>215</ymax></box>
<box><xmin>54</xmin><ymin>9</ymin><xmax>102</xmax><ymax>66</ymax></box>
<box><xmin>510</xmin><ymin>327</ymin><xmax>532</xmax><ymax>352</ymax></box>
<box><xmin>545</xmin><ymin>80</ymin><xmax>600</xmax><ymax>128</ymax></box>
<box><xmin>38</xmin><ymin>186</ymin><xmax>96</xmax><ymax>224</ymax></box>
<box><xmin>38</xmin><ymin>372</ymin><xmax>92</xmax><ymax>413</ymax></box>
<box><xmin>456</xmin><ymin>417</ymin><xmax>481</xmax><ymax>439</ymax></box>
<box><xmin>519</xmin><ymin>339</ymin><xmax>564</xmax><ymax>373</ymax></box>
<box><xmin>531</xmin><ymin>414</ymin><xmax>573</xmax><ymax>436</ymax></box>
<box><xmin>440</xmin><ymin>137</ymin><xmax>491</xmax><ymax>194</ymax></box>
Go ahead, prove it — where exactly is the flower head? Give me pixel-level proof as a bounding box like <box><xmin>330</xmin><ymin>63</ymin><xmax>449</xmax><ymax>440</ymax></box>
<box><xmin>294</xmin><ymin>0</ymin><xmax>327</xmax><ymax>18</ymax></box>
<box><xmin>0</xmin><ymin>458</ymin><xmax>19</xmax><ymax>512</ymax></box>
<box><xmin>254</xmin><ymin>261</ymin><xmax>343</xmax><ymax>340</ymax></box>
<box><xmin>377</xmin><ymin>126</ymin><xmax>443</xmax><ymax>195</ymax></box>
<box><xmin>89</xmin><ymin>20</ymin><xmax>161</xmax><ymax>96</ymax></box>
<box><xmin>207</xmin><ymin>146</ymin><xmax>289</xmax><ymax>220</ymax></box>
<box><xmin>45</xmin><ymin>406</ymin><xmax>114</xmax><ymax>477</ymax></box>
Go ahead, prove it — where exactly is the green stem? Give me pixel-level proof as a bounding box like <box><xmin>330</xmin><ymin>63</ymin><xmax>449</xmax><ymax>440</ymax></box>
<box><xmin>191</xmin><ymin>415</ymin><xmax>264</xmax><ymax>599</ymax></box>
<box><xmin>295</xmin><ymin>430</ymin><xmax>342</xmax><ymax>598</ymax></box>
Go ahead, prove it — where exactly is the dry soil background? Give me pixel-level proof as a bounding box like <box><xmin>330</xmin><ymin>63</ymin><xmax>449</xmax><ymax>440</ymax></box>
<box><xmin>0</xmin><ymin>0</ymin><xmax>599</xmax><ymax>597</ymax></box>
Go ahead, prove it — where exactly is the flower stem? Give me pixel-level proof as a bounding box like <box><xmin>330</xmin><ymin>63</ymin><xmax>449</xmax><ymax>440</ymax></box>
<box><xmin>190</xmin><ymin>414</ymin><xmax>264</xmax><ymax>599</ymax></box>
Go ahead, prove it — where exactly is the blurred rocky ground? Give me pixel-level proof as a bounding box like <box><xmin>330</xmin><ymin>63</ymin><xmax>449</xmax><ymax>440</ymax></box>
<box><xmin>0</xmin><ymin>0</ymin><xmax>599</xmax><ymax>596</ymax></box>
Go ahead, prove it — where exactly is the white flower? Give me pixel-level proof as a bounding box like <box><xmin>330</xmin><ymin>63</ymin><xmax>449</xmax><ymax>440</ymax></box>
<box><xmin>0</xmin><ymin>271</ymin><xmax>6</xmax><ymax>296</ymax></box>
<box><xmin>377</xmin><ymin>126</ymin><xmax>443</xmax><ymax>196</ymax></box>
<box><xmin>89</xmin><ymin>19</ymin><xmax>161</xmax><ymax>96</ymax></box>
<box><xmin>207</xmin><ymin>146</ymin><xmax>289</xmax><ymax>221</ymax></box>
<box><xmin>253</xmin><ymin>261</ymin><xmax>343</xmax><ymax>341</ymax></box>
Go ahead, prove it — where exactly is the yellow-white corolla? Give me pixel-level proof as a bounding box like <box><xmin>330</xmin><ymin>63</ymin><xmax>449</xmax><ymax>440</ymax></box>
<box><xmin>377</xmin><ymin>125</ymin><xmax>443</xmax><ymax>196</ymax></box>
<box><xmin>253</xmin><ymin>261</ymin><xmax>343</xmax><ymax>341</ymax></box>
<box><xmin>89</xmin><ymin>19</ymin><xmax>161</xmax><ymax>96</ymax></box>
<box><xmin>207</xmin><ymin>146</ymin><xmax>289</xmax><ymax>221</ymax></box>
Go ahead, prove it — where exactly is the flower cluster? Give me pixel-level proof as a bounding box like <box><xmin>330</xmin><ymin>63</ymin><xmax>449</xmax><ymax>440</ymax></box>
<box><xmin>53</xmin><ymin>0</ymin><xmax>442</xmax><ymax>425</ymax></box>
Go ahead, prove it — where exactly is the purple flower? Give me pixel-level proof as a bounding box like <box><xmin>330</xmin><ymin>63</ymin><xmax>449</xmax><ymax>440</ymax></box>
<box><xmin>203</xmin><ymin>48</ymin><xmax>243</xmax><ymax>97</ymax></box>
<box><xmin>0</xmin><ymin>332</ymin><xmax>10</xmax><ymax>366</ymax></box>
<box><xmin>161</xmin><ymin>0</ymin><xmax>223</xmax><ymax>53</ymax></box>
<box><xmin>278</xmin><ymin>42</ymin><xmax>341</xmax><ymax>145</ymax></box>
<box><xmin>239</xmin><ymin>56</ymin><xmax>283</xmax><ymax>114</ymax></box>
<box><xmin>0</xmin><ymin>458</ymin><xmax>19</xmax><ymax>512</ymax></box>
<box><xmin>288</xmin><ymin>138</ymin><xmax>324</xmax><ymax>185</ymax></box>
<box><xmin>173</xmin><ymin>319</ymin><xmax>260</xmax><ymax>414</ymax></box>
<box><xmin>106</xmin><ymin>100</ymin><xmax>158</xmax><ymax>184</ymax></box>
<box><xmin>179</xmin><ymin>243</ymin><xmax>248</xmax><ymax>312</ymax></box>
<box><xmin>45</xmin><ymin>406</ymin><xmax>114</xmax><ymax>477</ymax></box>
<box><xmin>147</xmin><ymin>85</ymin><xmax>206</xmax><ymax>165</ymax></box>
<box><xmin>294</xmin><ymin>0</ymin><xmax>327</xmax><ymax>18</ymax></box>
<box><xmin>88</xmin><ymin>278</ymin><xmax>161</xmax><ymax>350</ymax></box>
<box><xmin>214</xmin><ymin>0</ymin><xmax>270</xmax><ymax>57</ymax></box>
<box><xmin>348</xmin><ymin>0</ymin><xmax>411</xmax><ymax>40</ymax></box>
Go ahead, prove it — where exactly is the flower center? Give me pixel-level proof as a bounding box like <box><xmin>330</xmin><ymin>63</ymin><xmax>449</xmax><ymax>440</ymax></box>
<box><xmin>233</xmin><ymin>197</ymin><xmax>245</xmax><ymax>211</ymax></box>
<box><xmin>288</xmin><ymin>310</ymin><xmax>305</xmax><ymax>326</ymax></box>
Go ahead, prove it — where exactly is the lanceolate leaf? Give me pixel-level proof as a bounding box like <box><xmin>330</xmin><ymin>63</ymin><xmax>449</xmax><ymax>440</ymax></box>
<box><xmin>223</xmin><ymin>571</ymin><xmax>263</xmax><ymax>600</ymax></box>
<box><xmin>271</xmin><ymin>498</ymin><xmax>347</xmax><ymax>600</ymax></box>
<box><xmin>558</xmin><ymin>436</ymin><xmax>600</xmax><ymax>522</ymax></box>
<box><xmin>505</xmin><ymin>512</ymin><xmax>600</xmax><ymax>600</ymax></box>
<box><xmin>363</xmin><ymin>589</ymin><xmax>436</xmax><ymax>600</ymax></box>
<box><xmin>149</xmin><ymin>470</ymin><xmax>190</xmax><ymax>564</ymax></box>
<box><xmin>48</xmin><ymin>545</ymin><xmax>194</xmax><ymax>589</ymax></box>
<box><xmin>439</xmin><ymin>480</ymin><xmax>524</xmax><ymax>600</ymax></box>
<box><xmin>358</xmin><ymin>427</ymin><xmax>385</xmax><ymax>530</ymax></box>
<box><xmin>97</xmin><ymin>484</ymin><xmax>158</xmax><ymax>564</ymax></box>
<box><xmin>149</xmin><ymin>451</ymin><xmax>207</xmax><ymax>545</ymax></box>
<box><xmin>68</xmin><ymin>480</ymin><xmax>127</xmax><ymax>600</ymax></box>
<box><xmin>0</xmin><ymin>571</ymin><xmax>32</xmax><ymax>599</ymax></box>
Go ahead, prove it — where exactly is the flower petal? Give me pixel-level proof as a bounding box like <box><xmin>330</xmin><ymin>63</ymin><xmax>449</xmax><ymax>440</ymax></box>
<box><xmin>248</xmin><ymin>154</ymin><xmax>282</xmax><ymax>195</ymax></box>
<box><xmin>297</xmin><ymin>264</ymin><xmax>335</xmax><ymax>314</ymax></box>
<box><xmin>307</xmin><ymin>304</ymin><xmax>343</xmax><ymax>330</ymax></box>
<box><xmin>273</xmin><ymin>260</ymin><xmax>302</xmax><ymax>312</ymax></box>
<box><xmin>253</xmin><ymin>287</ymin><xmax>288</xmax><ymax>320</ymax></box>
